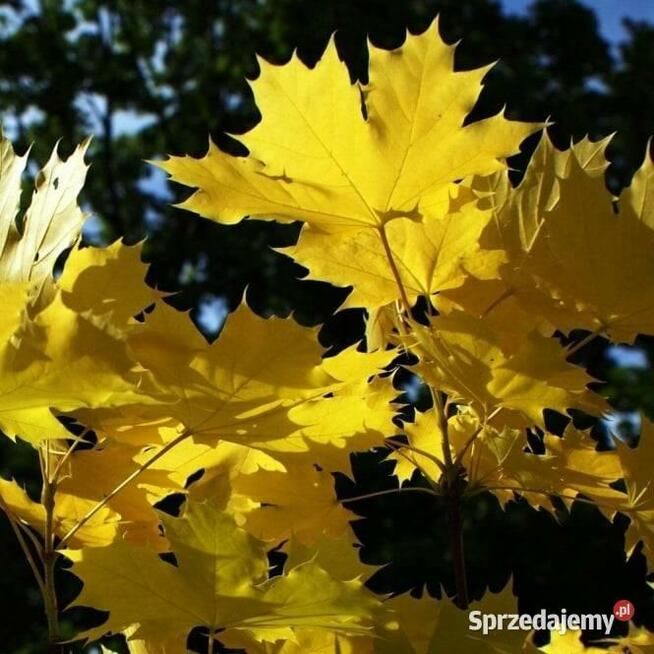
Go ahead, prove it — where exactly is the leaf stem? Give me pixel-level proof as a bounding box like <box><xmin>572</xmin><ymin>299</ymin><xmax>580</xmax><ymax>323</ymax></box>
<box><xmin>429</xmin><ymin>387</ymin><xmax>454</xmax><ymax>473</ymax></box>
<box><xmin>378</xmin><ymin>224</ymin><xmax>412</xmax><ymax>316</ymax></box>
<box><xmin>51</xmin><ymin>433</ymin><xmax>87</xmax><ymax>483</ymax></box>
<box><xmin>454</xmin><ymin>426</ymin><xmax>483</xmax><ymax>465</ymax></box>
<box><xmin>341</xmin><ymin>486</ymin><xmax>439</xmax><ymax>503</ymax></box>
<box><xmin>481</xmin><ymin>287</ymin><xmax>515</xmax><ymax>317</ymax></box>
<box><xmin>378</xmin><ymin>212</ymin><xmax>469</xmax><ymax>608</ymax></box>
<box><xmin>566</xmin><ymin>329</ymin><xmax>603</xmax><ymax>357</ymax></box>
<box><xmin>386</xmin><ymin>437</ymin><xmax>446</xmax><ymax>474</ymax></box>
<box><xmin>41</xmin><ymin>441</ymin><xmax>61</xmax><ymax>653</ymax></box>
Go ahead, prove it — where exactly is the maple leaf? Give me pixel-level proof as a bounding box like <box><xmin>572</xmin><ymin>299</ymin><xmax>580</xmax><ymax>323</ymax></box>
<box><xmin>282</xmin><ymin>198</ymin><xmax>502</xmax><ymax>313</ymax></box>
<box><xmin>0</xmin><ymin>475</ymin><xmax>120</xmax><ymax>548</ymax></box>
<box><xmin>0</xmin><ymin>472</ymin><xmax>131</xmax><ymax>550</ymax></box>
<box><xmin>611</xmin><ymin>420</ymin><xmax>654</xmax><ymax>568</ymax></box>
<box><xmin>0</xmin><ymin>135</ymin><xmax>89</xmax><ymax>287</ymax></box>
<box><xmin>127</xmin><ymin>300</ymin><xmax>332</xmax><ymax>439</ymax></box>
<box><xmin>147</xmin><ymin>437</ymin><xmax>284</xmax><ymax>493</ymax></box>
<box><xmin>0</xmin><ymin>292</ymin><xmax>152</xmax><ymax>444</ymax></box>
<box><xmin>58</xmin><ymin>240</ymin><xmax>162</xmax><ymax>330</ymax></box>
<box><xmin>477</xmin><ymin>132</ymin><xmax>612</xmax><ymax>267</ymax></box>
<box><xmin>219</xmin><ymin>536</ymin><xmax>379</xmax><ymax>653</ymax></box>
<box><xmin>0</xmin><ymin>477</ymin><xmax>46</xmax><ymax>528</ymax></box>
<box><xmin>160</xmin><ymin>20</ymin><xmax>538</xmax><ymax>233</ymax></box>
<box><xmin>437</xmin><ymin>133</ymin><xmax>616</xmax><ymax>347</ymax></box>
<box><xmin>477</xmin><ymin>134</ymin><xmax>654</xmax><ymax>343</ymax></box>
<box><xmin>126</xmin><ymin>301</ymin><xmax>396</xmax><ymax>463</ymax></box>
<box><xmin>283</xmin><ymin>533</ymin><xmax>374</xmax><ymax>584</ymax></box>
<box><xmin>476</xmin><ymin>425</ymin><xmax>625</xmax><ymax>512</ymax></box>
<box><xmin>412</xmin><ymin>312</ymin><xmax>604</xmax><ymax>428</ymax></box>
<box><xmin>66</xmin><ymin>500</ymin><xmax>379</xmax><ymax>650</ymax></box>
<box><xmin>387</xmin><ymin>407</ymin><xmax>627</xmax><ymax>520</ymax></box>
<box><xmin>375</xmin><ymin>582</ymin><xmax>525</xmax><ymax>654</ymax></box>
<box><xmin>254</xmin><ymin>372</ymin><xmax>399</xmax><ymax>474</ymax></box>
<box><xmin>0</xmin><ymin>136</ymin><xmax>148</xmax><ymax>444</ymax></box>
<box><xmin>55</xmin><ymin>439</ymin><xmax>182</xmax><ymax>548</ymax></box>
<box><xmin>387</xmin><ymin>409</ymin><xmax>447</xmax><ymax>485</ymax></box>
<box><xmin>233</xmin><ymin>461</ymin><xmax>355</xmax><ymax>545</ymax></box>
<box><xmin>8</xmin><ymin>20</ymin><xmax>654</xmax><ymax>653</ymax></box>
<box><xmin>0</xmin><ymin>208</ymin><xmax>156</xmax><ymax>445</ymax></box>
<box><xmin>0</xmin><ymin>281</ymin><xmax>29</xmax><ymax>350</ymax></box>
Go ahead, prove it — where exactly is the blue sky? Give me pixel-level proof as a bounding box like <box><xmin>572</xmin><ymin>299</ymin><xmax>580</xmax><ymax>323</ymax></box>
<box><xmin>502</xmin><ymin>0</ymin><xmax>654</xmax><ymax>44</ymax></box>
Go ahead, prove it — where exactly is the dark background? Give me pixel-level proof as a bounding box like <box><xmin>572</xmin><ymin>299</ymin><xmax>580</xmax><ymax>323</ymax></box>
<box><xmin>1</xmin><ymin>0</ymin><xmax>654</xmax><ymax>651</ymax></box>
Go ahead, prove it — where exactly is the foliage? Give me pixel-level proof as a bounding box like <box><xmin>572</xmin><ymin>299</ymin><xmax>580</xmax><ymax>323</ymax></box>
<box><xmin>0</xmin><ymin>0</ymin><xmax>653</xmax><ymax>320</ymax></box>
<box><xmin>2</xmin><ymin>14</ymin><xmax>654</xmax><ymax>654</ymax></box>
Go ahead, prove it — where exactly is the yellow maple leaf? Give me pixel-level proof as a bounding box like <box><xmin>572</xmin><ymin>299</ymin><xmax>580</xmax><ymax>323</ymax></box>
<box><xmin>476</xmin><ymin>425</ymin><xmax>624</xmax><ymax>512</ymax></box>
<box><xmin>438</xmin><ymin>133</ymin><xmax>616</xmax><ymax>346</ymax></box>
<box><xmin>0</xmin><ymin>476</ymin><xmax>120</xmax><ymax>548</ymax></box>
<box><xmin>58</xmin><ymin>240</ymin><xmax>162</xmax><ymax>330</ymax></box>
<box><xmin>376</xmin><ymin>582</ymin><xmax>525</xmax><ymax>653</ymax></box>
<box><xmin>160</xmin><ymin>20</ymin><xmax>538</xmax><ymax>233</ymax></box>
<box><xmin>0</xmin><ymin>172</ymin><xmax>155</xmax><ymax>445</ymax></box>
<box><xmin>0</xmin><ymin>134</ymin><xmax>89</xmax><ymax>286</ymax></box>
<box><xmin>477</xmin><ymin>134</ymin><xmax>654</xmax><ymax>343</ymax></box>
<box><xmin>283</xmin><ymin>533</ymin><xmax>373</xmax><ymax>584</ymax></box>
<box><xmin>126</xmin><ymin>301</ymin><xmax>396</xmax><ymax>464</ymax></box>
<box><xmin>233</xmin><ymin>461</ymin><xmax>355</xmax><ymax>544</ymax></box>
<box><xmin>413</xmin><ymin>312</ymin><xmax>603</xmax><ymax>428</ymax></box>
<box><xmin>148</xmin><ymin>437</ymin><xmax>283</xmax><ymax>490</ymax></box>
<box><xmin>0</xmin><ymin>292</ymin><xmax>152</xmax><ymax>444</ymax></box>
<box><xmin>282</xmin><ymin>199</ymin><xmax>501</xmax><ymax>312</ymax></box>
<box><xmin>0</xmin><ymin>477</ymin><xmax>46</xmax><ymax>527</ymax></box>
<box><xmin>56</xmin><ymin>439</ymin><xmax>182</xmax><ymax>548</ymax></box>
<box><xmin>611</xmin><ymin>420</ymin><xmax>654</xmax><ymax>568</ymax></box>
<box><xmin>387</xmin><ymin>409</ymin><xmax>447</xmax><ymax>485</ymax></box>
<box><xmin>66</xmin><ymin>500</ymin><xmax>379</xmax><ymax>651</ymax></box>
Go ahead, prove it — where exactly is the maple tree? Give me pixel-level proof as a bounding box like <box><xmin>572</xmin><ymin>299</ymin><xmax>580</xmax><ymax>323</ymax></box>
<box><xmin>1</xmin><ymin>17</ymin><xmax>654</xmax><ymax>654</ymax></box>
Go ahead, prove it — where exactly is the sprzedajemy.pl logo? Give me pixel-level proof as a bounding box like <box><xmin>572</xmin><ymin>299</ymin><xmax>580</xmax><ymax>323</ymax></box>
<box><xmin>468</xmin><ymin>600</ymin><xmax>635</xmax><ymax>636</ymax></box>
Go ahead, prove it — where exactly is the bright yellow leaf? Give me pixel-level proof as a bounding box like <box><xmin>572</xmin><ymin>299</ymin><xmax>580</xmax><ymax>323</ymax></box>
<box><xmin>282</xmin><ymin>200</ymin><xmax>501</xmax><ymax>312</ymax></box>
<box><xmin>414</xmin><ymin>312</ymin><xmax>603</xmax><ymax>428</ymax></box>
<box><xmin>0</xmin><ymin>135</ymin><xmax>89</xmax><ymax>286</ymax></box>
<box><xmin>66</xmin><ymin>500</ymin><xmax>379</xmax><ymax>650</ymax></box>
<box><xmin>59</xmin><ymin>240</ymin><xmax>162</xmax><ymax>330</ymax></box>
<box><xmin>233</xmin><ymin>461</ymin><xmax>355</xmax><ymax>544</ymax></box>
<box><xmin>160</xmin><ymin>20</ymin><xmax>538</xmax><ymax>232</ymax></box>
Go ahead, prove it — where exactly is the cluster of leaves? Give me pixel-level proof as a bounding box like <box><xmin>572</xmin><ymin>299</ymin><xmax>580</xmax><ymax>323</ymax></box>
<box><xmin>3</xmin><ymin>0</ymin><xmax>654</xmax><ymax>324</ymax></box>
<box><xmin>2</xmin><ymin>18</ymin><xmax>654</xmax><ymax>654</ymax></box>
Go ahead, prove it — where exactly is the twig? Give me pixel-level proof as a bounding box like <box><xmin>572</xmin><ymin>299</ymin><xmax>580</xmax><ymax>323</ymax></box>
<box><xmin>4</xmin><ymin>512</ymin><xmax>46</xmax><ymax>596</ymax></box>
